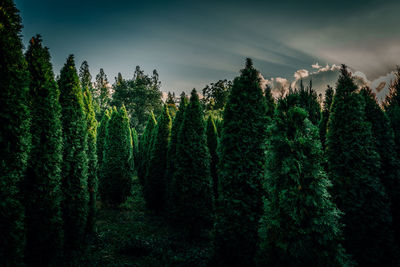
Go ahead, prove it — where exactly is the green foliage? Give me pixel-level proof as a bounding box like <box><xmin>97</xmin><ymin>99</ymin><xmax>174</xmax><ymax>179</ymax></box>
<box><xmin>24</xmin><ymin>35</ymin><xmax>63</xmax><ymax>266</ymax></box>
<box><xmin>79</xmin><ymin>60</ymin><xmax>100</xmax><ymax>116</ymax></box>
<box><xmin>131</xmin><ymin>127</ymin><xmax>139</xmax><ymax>169</ymax></box>
<box><xmin>319</xmin><ymin>85</ymin><xmax>334</xmax><ymax>150</ymax></box>
<box><xmin>96</xmin><ymin>109</ymin><xmax>111</xmax><ymax>174</ymax></box>
<box><xmin>58</xmin><ymin>54</ymin><xmax>89</xmax><ymax>257</ymax></box>
<box><xmin>166</xmin><ymin>93</ymin><xmax>188</xmax><ymax>188</ymax></box>
<box><xmin>112</xmin><ymin>67</ymin><xmax>163</xmax><ymax>133</ymax></box>
<box><xmin>169</xmin><ymin>89</ymin><xmax>214</xmax><ymax>238</ymax></box>
<box><xmin>281</xmin><ymin>80</ymin><xmax>321</xmax><ymax>125</ymax></box>
<box><xmin>82</xmin><ymin>82</ymin><xmax>98</xmax><ymax>235</ymax></box>
<box><xmin>326</xmin><ymin>65</ymin><xmax>398</xmax><ymax>266</ymax></box>
<box><xmin>264</xmin><ymin>85</ymin><xmax>275</xmax><ymax>118</ymax></box>
<box><xmin>144</xmin><ymin>105</ymin><xmax>172</xmax><ymax>213</ymax></box>
<box><xmin>206</xmin><ymin>115</ymin><xmax>219</xmax><ymax>200</ymax></box>
<box><xmin>214</xmin><ymin>58</ymin><xmax>269</xmax><ymax>267</ymax></box>
<box><xmin>384</xmin><ymin>67</ymin><xmax>400</xmax><ymax>160</ymax></box>
<box><xmin>360</xmin><ymin>87</ymin><xmax>400</xmax><ymax>244</ymax></box>
<box><xmin>202</xmin><ymin>79</ymin><xmax>232</xmax><ymax>110</ymax></box>
<box><xmin>94</xmin><ymin>68</ymin><xmax>111</xmax><ymax>120</ymax></box>
<box><xmin>166</xmin><ymin>91</ymin><xmax>178</xmax><ymax>118</ymax></box>
<box><xmin>137</xmin><ymin>112</ymin><xmax>157</xmax><ymax>185</ymax></box>
<box><xmin>258</xmin><ymin>105</ymin><xmax>351</xmax><ymax>266</ymax></box>
<box><xmin>0</xmin><ymin>1</ymin><xmax>31</xmax><ymax>265</ymax></box>
<box><xmin>100</xmin><ymin>106</ymin><xmax>133</xmax><ymax>204</ymax></box>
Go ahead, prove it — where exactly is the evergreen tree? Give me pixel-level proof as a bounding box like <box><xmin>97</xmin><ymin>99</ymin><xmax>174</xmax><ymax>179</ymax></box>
<box><xmin>137</xmin><ymin>112</ymin><xmax>157</xmax><ymax>185</ymax></box>
<box><xmin>384</xmin><ymin>67</ymin><xmax>400</xmax><ymax>158</ymax></box>
<box><xmin>144</xmin><ymin>105</ymin><xmax>172</xmax><ymax>213</ymax></box>
<box><xmin>257</xmin><ymin>105</ymin><xmax>351</xmax><ymax>266</ymax></box>
<box><xmin>319</xmin><ymin>85</ymin><xmax>334</xmax><ymax>150</ymax></box>
<box><xmin>166</xmin><ymin>91</ymin><xmax>178</xmax><ymax>117</ymax></box>
<box><xmin>264</xmin><ymin>85</ymin><xmax>275</xmax><ymax>118</ymax></box>
<box><xmin>169</xmin><ymin>89</ymin><xmax>214</xmax><ymax>238</ymax></box>
<box><xmin>100</xmin><ymin>106</ymin><xmax>133</xmax><ymax>204</ymax></box>
<box><xmin>214</xmin><ymin>58</ymin><xmax>269</xmax><ymax>267</ymax></box>
<box><xmin>23</xmin><ymin>35</ymin><xmax>63</xmax><ymax>266</ymax></box>
<box><xmin>131</xmin><ymin>127</ymin><xmax>139</xmax><ymax>169</ymax></box>
<box><xmin>206</xmin><ymin>115</ymin><xmax>219</xmax><ymax>200</ymax></box>
<box><xmin>58</xmin><ymin>54</ymin><xmax>89</xmax><ymax>257</ymax></box>
<box><xmin>0</xmin><ymin>1</ymin><xmax>31</xmax><ymax>265</ymax></box>
<box><xmin>79</xmin><ymin>61</ymin><xmax>99</xmax><ymax>115</ymax></box>
<box><xmin>82</xmin><ymin>83</ymin><xmax>98</xmax><ymax>235</ymax></box>
<box><xmin>96</xmin><ymin>109</ymin><xmax>111</xmax><ymax>173</ymax></box>
<box><xmin>326</xmin><ymin>65</ymin><xmax>398</xmax><ymax>266</ymax></box>
<box><xmin>360</xmin><ymin>87</ymin><xmax>400</xmax><ymax>244</ymax></box>
<box><xmin>94</xmin><ymin>68</ymin><xmax>110</xmax><ymax>119</ymax></box>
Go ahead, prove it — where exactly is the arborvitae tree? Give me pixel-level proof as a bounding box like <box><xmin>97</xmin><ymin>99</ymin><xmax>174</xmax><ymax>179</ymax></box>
<box><xmin>257</xmin><ymin>105</ymin><xmax>351</xmax><ymax>266</ymax></box>
<box><xmin>137</xmin><ymin>112</ymin><xmax>157</xmax><ymax>185</ymax></box>
<box><xmin>214</xmin><ymin>58</ymin><xmax>269</xmax><ymax>267</ymax></box>
<box><xmin>326</xmin><ymin>65</ymin><xmax>398</xmax><ymax>266</ymax></box>
<box><xmin>79</xmin><ymin>61</ymin><xmax>99</xmax><ymax>115</ymax></box>
<box><xmin>131</xmin><ymin>127</ymin><xmax>139</xmax><ymax>169</ymax></box>
<box><xmin>0</xmin><ymin>1</ymin><xmax>30</xmax><ymax>265</ymax></box>
<box><xmin>384</xmin><ymin>67</ymin><xmax>400</xmax><ymax>158</ymax></box>
<box><xmin>58</xmin><ymin>55</ymin><xmax>89</xmax><ymax>257</ymax></box>
<box><xmin>82</xmin><ymin>84</ymin><xmax>98</xmax><ymax>235</ymax></box>
<box><xmin>206</xmin><ymin>115</ymin><xmax>219</xmax><ymax>200</ymax></box>
<box><xmin>100</xmin><ymin>106</ymin><xmax>133</xmax><ymax>204</ymax></box>
<box><xmin>144</xmin><ymin>105</ymin><xmax>172</xmax><ymax>213</ymax></box>
<box><xmin>166</xmin><ymin>91</ymin><xmax>178</xmax><ymax>118</ymax></box>
<box><xmin>166</xmin><ymin>93</ymin><xmax>188</xmax><ymax>184</ymax></box>
<box><xmin>319</xmin><ymin>85</ymin><xmax>334</xmax><ymax>150</ymax></box>
<box><xmin>23</xmin><ymin>35</ymin><xmax>63</xmax><ymax>266</ymax></box>
<box><xmin>94</xmin><ymin>68</ymin><xmax>110</xmax><ymax>119</ymax></box>
<box><xmin>96</xmin><ymin>109</ymin><xmax>111</xmax><ymax>173</ymax></box>
<box><xmin>264</xmin><ymin>85</ymin><xmax>275</xmax><ymax>118</ymax></box>
<box><xmin>169</xmin><ymin>89</ymin><xmax>214</xmax><ymax>238</ymax></box>
<box><xmin>361</xmin><ymin>87</ymin><xmax>400</xmax><ymax>244</ymax></box>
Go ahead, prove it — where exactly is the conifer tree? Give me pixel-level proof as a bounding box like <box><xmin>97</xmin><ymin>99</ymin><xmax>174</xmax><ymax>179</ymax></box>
<box><xmin>326</xmin><ymin>65</ymin><xmax>398</xmax><ymax>266</ymax></box>
<box><xmin>0</xmin><ymin>1</ymin><xmax>31</xmax><ymax>264</ymax></box>
<box><xmin>137</xmin><ymin>112</ymin><xmax>157</xmax><ymax>185</ymax></box>
<box><xmin>258</xmin><ymin>104</ymin><xmax>351</xmax><ymax>266</ymax></box>
<box><xmin>384</xmin><ymin>67</ymin><xmax>400</xmax><ymax>158</ymax></box>
<box><xmin>100</xmin><ymin>106</ymin><xmax>133</xmax><ymax>204</ymax></box>
<box><xmin>144</xmin><ymin>105</ymin><xmax>172</xmax><ymax>213</ymax></box>
<box><xmin>58</xmin><ymin>54</ymin><xmax>89</xmax><ymax>257</ymax></box>
<box><xmin>79</xmin><ymin>61</ymin><xmax>99</xmax><ymax>115</ymax></box>
<box><xmin>214</xmin><ymin>58</ymin><xmax>269</xmax><ymax>267</ymax></box>
<box><xmin>166</xmin><ymin>93</ymin><xmax>188</xmax><ymax>185</ymax></box>
<box><xmin>361</xmin><ymin>87</ymin><xmax>400</xmax><ymax>244</ymax></box>
<box><xmin>82</xmin><ymin>83</ymin><xmax>98</xmax><ymax>235</ymax></box>
<box><xmin>23</xmin><ymin>35</ymin><xmax>63</xmax><ymax>266</ymax></box>
<box><xmin>264</xmin><ymin>85</ymin><xmax>275</xmax><ymax>118</ymax></box>
<box><xmin>319</xmin><ymin>85</ymin><xmax>334</xmax><ymax>150</ymax></box>
<box><xmin>169</xmin><ymin>89</ymin><xmax>214</xmax><ymax>237</ymax></box>
<box><xmin>94</xmin><ymin>68</ymin><xmax>110</xmax><ymax>119</ymax></box>
<box><xmin>96</xmin><ymin>109</ymin><xmax>111</xmax><ymax>173</ymax></box>
<box><xmin>206</xmin><ymin>115</ymin><xmax>219</xmax><ymax>200</ymax></box>
<box><xmin>131</xmin><ymin>127</ymin><xmax>139</xmax><ymax>169</ymax></box>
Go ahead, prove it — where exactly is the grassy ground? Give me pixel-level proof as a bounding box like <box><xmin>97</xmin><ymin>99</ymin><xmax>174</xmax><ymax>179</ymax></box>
<box><xmin>80</xmin><ymin>179</ymin><xmax>213</xmax><ymax>266</ymax></box>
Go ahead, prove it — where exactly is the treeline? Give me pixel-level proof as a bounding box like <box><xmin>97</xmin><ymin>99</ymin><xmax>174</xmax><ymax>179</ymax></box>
<box><xmin>2</xmin><ymin>0</ymin><xmax>400</xmax><ymax>266</ymax></box>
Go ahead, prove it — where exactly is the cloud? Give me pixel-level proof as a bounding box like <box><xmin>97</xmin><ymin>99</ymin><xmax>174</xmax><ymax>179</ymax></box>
<box><xmin>294</xmin><ymin>69</ymin><xmax>309</xmax><ymax>80</ymax></box>
<box><xmin>370</xmin><ymin>72</ymin><xmax>396</xmax><ymax>102</ymax></box>
<box><xmin>312</xmin><ymin>62</ymin><xmax>321</xmax><ymax>69</ymax></box>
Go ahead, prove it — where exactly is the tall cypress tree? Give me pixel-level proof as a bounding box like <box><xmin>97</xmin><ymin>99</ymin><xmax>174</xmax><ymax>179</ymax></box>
<box><xmin>361</xmin><ymin>87</ymin><xmax>400</xmax><ymax>244</ymax></box>
<box><xmin>82</xmin><ymin>83</ymin><xmax>98</xmax><ymax>235</ymax></box>
<box><xmin>144</xmin><ymin>105</ymin><xmax>172</xmax><ymax>213</ymax></box>
<box><xmin>0</xmin><ymin>1</ymin><xmax>31</xmax><ymax>265</ymax></box>
<box><xmin>206</xmin><ymin>115</ymin><xmax>219</xmax><ymax>200</ymax></box>
<box><xmin>169</xmin><ymin>89</ymin><xmax>214</xmax><ymax>238</ymax></box>
<box><xmin>257</xmin><ymin>104</ymin><xmax>351</xmax><ymax>266</ymax></box>
<box><xmin>166</xmin><ymin>93</ymin><xmax>188</xmax><ymax>186</ymax></box>
<box><xmin>100</xmin><ymin>106</ymin><xmax>133</xmax><ymax>204</ymax></box>
<box><xmin>214</xmin><ymin>59</ymin><xmax>269</xmax><ymax>267</ymax></box>
<box><xmin>319</xmin><ymin>85</ymin><xmax>334</xmax><ymax>150</ymax></box>
<box><xmin>23</xmin><ymin>35</ymin><xmax>63</xmax><ymax>266</ymax></box>
<box><xmin>96</xmin><ymin>109</ymin><xmax>111</xmax><ymax>174</ymax></box>
<box><xmin>326</xmin><ymin>65</ymin><xmax>398</xmax><ymax>266</ymax></box>
<box><xmin>58</xmin><ymin>55</ymin><xmax>89</xmax><ymax>257</ymax></box>
<box><xmin>137</xmin><ymin>112</ymin><xmax>157</xmax><ymax>185</ymax></box>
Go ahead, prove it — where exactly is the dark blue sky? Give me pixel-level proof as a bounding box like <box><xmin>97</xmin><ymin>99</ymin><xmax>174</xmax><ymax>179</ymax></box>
<box><xmin>15</xmin><ymin>0</ymin><xmax>400</xmax><ymax>93</ymax></box>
